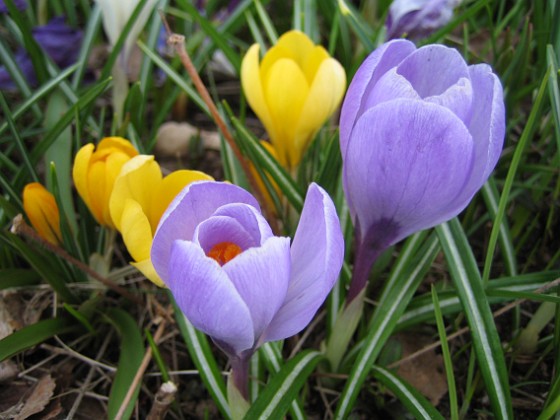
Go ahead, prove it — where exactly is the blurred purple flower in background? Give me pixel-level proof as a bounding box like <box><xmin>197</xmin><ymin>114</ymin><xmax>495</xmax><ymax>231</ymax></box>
<box><xmin>0</xmin><ymin>0</ymin><xmax>27</xmax><ymax>13</ymax></box>
<box><xmin>0</xmin><ymin>16</ymin><xmax>82</xmax><ymax>89</ymax></box>
<box><xmin>151</xmin><ymin>181</ymin><xmax>343</xmax><ymax>397</ymax></box>
<box><xmin>386</xmin><ymin>0</ymin><xmax>461</xmax><ymax>41</ymax></box>
<box><xmin>340</xmin><ymin>39</ymin><xmax>505</xmax><ymax>302</ymax></box>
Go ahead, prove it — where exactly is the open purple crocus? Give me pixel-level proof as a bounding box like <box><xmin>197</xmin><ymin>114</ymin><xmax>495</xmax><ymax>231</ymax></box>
<box><xmin>151</xmin><ymin>181</ymin><xmax>344</xmax><ymax>398</ymax></box>
<box><xmin>340</xmin><ymin>39</ymin><xmax>505</xmax><ymax>302</ymax></box>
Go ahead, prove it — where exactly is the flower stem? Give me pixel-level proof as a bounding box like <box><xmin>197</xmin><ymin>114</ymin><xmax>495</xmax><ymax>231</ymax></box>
<box><xmin>227</xmin><ymin>356</ymin><xmax>251</xmax><ymax>419</ymax></box>
<box><xmin>345</xmin><ymin>239</ymin><xmax>384</xmax><ymax>305</ymax></box>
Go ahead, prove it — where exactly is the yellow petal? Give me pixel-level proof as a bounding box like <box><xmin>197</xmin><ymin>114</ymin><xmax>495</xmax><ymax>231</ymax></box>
<box><xmin>72</xmin><ymin>143</ymin><xmax>95</xmax><ymax>211</ymax></box>
<box><xmin>294</xmin><ymin>58</ymin><xmax>347</xmax><ymax>163</ymax></box>
<box><xmin>241</xmin><ymin>44</ymin><xmax>277</xmax><ymax>143</ymax></box>
<box><xmin>301</xmin><ymin>45</ymin><xmax>330</xmax><ymax>84</ymax></box>
<box><xmin>86</xmin><ymin>160</ymin><xmax>108</xmax><ymax>225</ymax></box>
<box><xmin>101</xmin><ymin>151</ymin><xmax>136</xmax><ymax>227</ymax></box>
<box><xmin>110</xmin><ymin>155</ymin><xmax>162</xmax><ymax>231</ymax></box>
<box><xmin>273</xmin><ymin>30</ymin><xmax>315</xmax><ymax>69</ymax></box>
<box><xmin>131</xmin><ymin>259</ymin><xmax>164</xmax><ymax>287</ymax></box>
<box><xmin>120</xmin><ymin>198</ymin><xmax>153</xmax><ymax>263</ymax></box>
<box><xmin>97</xmin><ymin>136</ymin><xmax>139</xmax><ymax>158</ymax></box>
<box><xmin>264</xmin><ymin>58</ymin><xmax>310</xmax><ymax>167</ymax></box>
<box><xmin>150</xmin><ymin>170</ymin><xmax>213</xmax><ymax>231</ymax></box>
<box><xmin>22</xmin><ymin>183</ymin><xmax>62</xmax><ymax>245</ymax></box>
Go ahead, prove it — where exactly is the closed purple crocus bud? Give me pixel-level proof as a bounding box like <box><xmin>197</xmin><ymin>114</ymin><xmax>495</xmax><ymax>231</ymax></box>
<box><xmin>151</xmin><ymin>181</ymin><xmax>344</xmax><ymax>398</ymax></box>
<box><xmin>386</xmin><ymin>0</ymin><xmax>461</xmax><ymax>41</ymax></box>
<box><xmin>0</xmin><ymin>16</ymin><xmax>82</xmax><ymax>89</ymax></box>
<box><xmin>340</xmin><ymin>39</ymin><xmax>505</xmax><ymax>302</ymax></box>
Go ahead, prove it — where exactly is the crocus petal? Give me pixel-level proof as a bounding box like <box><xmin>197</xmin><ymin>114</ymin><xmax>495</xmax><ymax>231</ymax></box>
<box><xmin>97</xmin><ymin>136</ymin><xmax>139</xmax><ymax>157</ymax></box>
<box><xmin>211</xmin><ymin>203</ymin><xmax>274</xmax><ymax>244</ymax></box>
<box><xmin>339</xmin><ymin>39</ymin><xmax>416</xmax><ymax>155</ymax></box>
<box><xmin>265</xmin><ymin>58</ymin><xmax>310</xmax><ymax>166</ymax></box>
<box><xmin>109</xmin><ymin>155</ymin><xmax>162</xmax><ymax>232</ymax></box>
<box><xmin>23</xmin><ymin>183</ymin><xmax>61</xmax><ymax>245</ymax></box>
<box><xmin>168</xmin><ymin>240</ymin><xmax>255</xmax><ymax>354</ymax></box>
<box><xmin>395</xmin><ymin>44</ymin><xmax>470</xmax><ymax>98</ymax></box>
<box><xmin>463</xmin><ymin>64</ymin><xmax>506</xmax><ymax>192</ymax></box>
<box><xmin>224</xmin><ymin>236</ymin><xmax>291</xmax><ymax>342</ymax></box>
<box><xmin>72</xmin><ymin>143</ymin><xmax>95</xmax><ymax>211</ymax></box>
<box><xmin>194</xmin><ymin>215</ymin><xmax>261</xmax><ymax>253</ymax></box>
<box><xmin>294</xmin><ymin>57</ymin><xmax>346</xmax><ymax>164</ymax></box>
<box><xmin>150</xmin><ymin>170</ymin><xmax>213</xmax><ymax>231</ymax></box>
<box><xmin>264</xmin><ymin>183</ymin><xmax>344</xmax><ymax>342</ymax></box>
<box><xmin>152</xmin><ymin>182</ymin><xmax>260</xmax><ymax>284</ymax></box>
<box><xmin>241</xmin><ymin>44</ymin><xmax>276</xmax><ymax>141</ymax></box>
<box><xmin>120</xmin><ymin>198</ymin><xmax>153</xmax><ymax>263</ymax></box>
<box><xmin>131</xmin><ymin>259</ymin><xmax>163</xmax><ymax>287</ymax></box>
<box><xmin>344</xmin><ymin>99</ymin><xmax>475</xmax><ymax>245</ymax></box>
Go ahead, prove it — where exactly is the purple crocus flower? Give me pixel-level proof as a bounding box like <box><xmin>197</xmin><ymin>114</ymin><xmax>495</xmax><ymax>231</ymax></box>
<box><xmin>386</xmin><ymin>0</ymin><xmax>461</xmax><ymax>41</ymax></box>
<box><xmin>340</xmin><ymin>39</ymin><xmax>505</xmax><ymax>302</ymax></box>
<box><xmin>0</xmin><ymin>0</ymin><xmax>27</xmax><ymax>13</ymax></box>
<box><xmin>151</xmin><ymin>181</ymin><xmax>343</xmax><ymax>398</ymax></box>
<box><xmin>0</xmin><ymin>16</ymin><xmax>82</xmax><ymax>89</ymax></box>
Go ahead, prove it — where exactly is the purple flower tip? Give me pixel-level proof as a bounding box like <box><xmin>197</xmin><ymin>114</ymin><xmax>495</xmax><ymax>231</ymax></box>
<box><xmin>0</xmin><ymin>16</ymin><xmax>82</xmax><ymax>89</ymax></box>
<box><xmin>151</xmin><ymin>181</ymin><xmax>344</xmax><ymax>358</ymax></box>
<box><xmin>340</xmin><ymin>39</ymin><xmax>505</xmax><ymax>252</ymax></box>
<box><xmin>0</xmin><ymin>0</ymin><xmax>27</xmax><ymax>14</ymax></box>
<box><xmin>386</xmin><ymin>0</ymin><xmax>461</xmax><ymax>41</ymax></box>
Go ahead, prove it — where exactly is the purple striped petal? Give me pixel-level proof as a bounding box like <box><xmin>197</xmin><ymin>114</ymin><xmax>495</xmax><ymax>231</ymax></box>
<box><xmin>264</xmin><ymin>183</ymin><xmax>344</xmax><ymax>341</ymax></box>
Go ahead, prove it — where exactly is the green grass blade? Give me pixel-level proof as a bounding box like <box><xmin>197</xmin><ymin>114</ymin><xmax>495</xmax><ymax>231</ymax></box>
<box><xmin>245</xmin><ymin>350</ymin><xmax>323</xmax><ymax>419</ymax></box>
<box><xmin>137</xmin><ymin>40</ymin><xmax>209</xmax><ymax>114</ymax></box>
<box><xmin>259</xmin><ymin>343</ymin><xmax>306</xmax><ymax>420</ymax></box>
<box><xmin>372</xmin><ymin>366</ymin><xmax>445</xmax><ymax>420</ymax></box>
<box><xmin>431</xmin><ymin>286</ymin><xmax>459</xmax><ymax>420</ymax></box>
<box><xmin>105</xmin><ymin>308</ymin><xmax>144</xmax><ymax>420</ymax></box>
<box><xmin>335</xmin><ymin>234</ymin><xmax>439</xmax><ymax>419</ymax></box>
<box><xmin>436</xmin><ymin>219</ymin><xmax>512</xmax><ymax>419</ymax></box>
<box><xmin>170</xmin><ymin>292</ymin><xmax>230</xmax><ymax>418</ymax></box>
<box><xmin>482</xmin><ymin>69</ymin><xmax>550</xmax><ymax>284</ymax></box>
<box><xmin>229</xmin><ymin>115</ymin><xmax>304</xmax><ymax>211</ymax></box>
<box><xmin>0</xmin><ymin>268</ymin><xmax>40</xmax><ymax>289</ymax></box>
<box><xmin>480</xmin><ymin>180</ymin><xmax>517</xmax><ymax>276</ymax></box>
<box><xmin>0</xmin><ymin>317</ymin><xmax>79</xmax><ymax>361</ymax></box>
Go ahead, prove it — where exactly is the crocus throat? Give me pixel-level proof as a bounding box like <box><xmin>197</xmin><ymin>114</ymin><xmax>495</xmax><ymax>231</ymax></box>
<box><xmin>207</xmin><ymin>242</ymin><xmax>243</xmax><ymax>266</ymax></box>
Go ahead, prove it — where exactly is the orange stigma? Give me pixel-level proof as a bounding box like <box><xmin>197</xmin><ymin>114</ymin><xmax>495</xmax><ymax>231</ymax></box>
<box><xmin>207</xmin><ymin>242</ymin><xmax>243</xmax><ymax>266</ymax></box>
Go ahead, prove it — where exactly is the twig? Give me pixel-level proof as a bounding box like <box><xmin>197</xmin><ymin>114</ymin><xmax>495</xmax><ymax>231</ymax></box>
<box><xmin>158</xmin><ymin>11</ymin><xmax>279</xmax><ymax>232</ymax></box>
<box><xmin>114</xmin><ymin>315</ymin><xmax>169</xmax><ymax>420</ymax></box>
<box><xmin>11</xmin><ymin>214</ymin><xmax>144</xmax><ymax>306</ymax></box>
<box><xmin>388</xmin><ymin>276</ymin><xmax>560</xmax><ymax>369</ymax></box>
<box><xmin>146</xmin><ymin>381</ymin><xmax>177</xmax><ymax>420</ymax></box>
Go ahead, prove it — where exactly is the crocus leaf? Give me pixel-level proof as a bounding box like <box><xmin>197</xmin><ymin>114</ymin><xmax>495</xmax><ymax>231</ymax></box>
<box><xmin>436</xmin><ymin>219</ymin><xmax>512</xmax><ymax>419</ymax></box>
<box><xmin>0</xmin><ymin>269</ymin><xmax>40</xmax><ymax>290</ymax></box>
<box><xmin>372</xmin><ymin>366</ymin><xmax>445</xmax><ymax>420</ymax></box>
<box><xmin>245</xmin><ymin>350</ymin><xmax>323</xmax><ymax>419</ymax></box>
<box><xmin>105</xmin><ymin>308</ymin><xmax>144</xmax><ymax>420</ymax></box>
<box><xmin>0</xmin><ymin>317</ymin><xmax>80</xmax><ymax>362</ymax></box>
<box><xmin>259</xmin><ymin>343</ymin><xmax>306</xmax><ymax>420</ymax></box>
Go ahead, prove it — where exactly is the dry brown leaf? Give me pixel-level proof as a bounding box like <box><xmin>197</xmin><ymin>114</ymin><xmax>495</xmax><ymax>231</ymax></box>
<box><xmin>14</xmin><ymin>375</ymin><xmax>56</xmax><ymax>420</ymax></box>
<box><xmin>155</xmin><ymin>121</ymin><xmax>221</xmax><ymax>159</ymax></box>
<box><xmin>395</xmin><ymin>333</ymin><xmax>448</xmax><ymax>406</ymax></box>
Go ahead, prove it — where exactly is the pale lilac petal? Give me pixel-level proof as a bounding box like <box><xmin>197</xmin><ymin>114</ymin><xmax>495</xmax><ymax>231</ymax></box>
<box><xmin>362</xmin><ymin>68</ymin><xmax>420</xmax><ymax>109</ymax></box>
<box><xmin>224</xmin><ymin>237</ymin><xmax>291</xmax><ymax>341</ymax></box>
<box><xmin>396</xmin><ymin>44</ymin><xmax>470</xmax><ymax>99</ymax></box>
<box><xmin>167</xmin><ymin>240</ymin><xmax>255</xmax><ymax>354</ymax></box>
<box><xmin>194</xmin><ymin>216</ymin><xmax>259</xmax><ymax>253</ymax></box>
<box><xmin>344</xmin><ymin>99</ymin><xmax>475</xmax><ymax>246</ymax></box>
<box><xmin>425</xmin><ymin>77</ymin><xmax>473</xmax><ymax>124</ymax></box>
<box><xmin>339</xmin><ymin>39</ymin><xmax>416</xmax><ymax>155</ymax></box>
<box><xmin>152</xmin><ymin>182</ymin><xmax>259</xmax><ymax>283</ymax></box>
<box><xmin>212</xmin><ymin>203</ymin><xmax>274</xmax><ymax>244</ymax></box>
<box><xmin>464</xmin><ymin>64</ymin><xmax>506</xmax><ymax>192</ymax></box>
<box><xmin>263</xmin><ymin>184</ymin><xmax>344</xmax><ymax>342</ymax></box>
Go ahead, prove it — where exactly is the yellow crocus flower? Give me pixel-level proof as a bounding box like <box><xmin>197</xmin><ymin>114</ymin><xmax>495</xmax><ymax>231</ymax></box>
<box><xmin>241</xmin><ymin>30</ymin><xmax>346</xmax><ymax>170</ymax></box>
<box><xmin>72</xmin><ymin>137</ymin><xmax>138</xmax><ymax>228</ymax></box>
<box><xmin>22</xmin><ymin>182</ymin><xmax>62</xmax><ymax>245</ymax></box>
<box><xmin>109</xmin><ymin>155</ymin><xmax>213</xmax><ymax>286</ymax></box>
